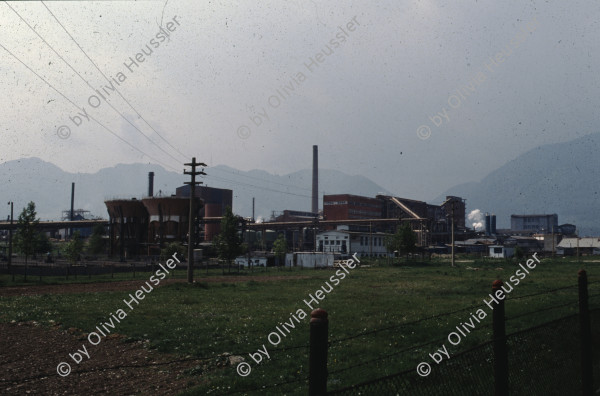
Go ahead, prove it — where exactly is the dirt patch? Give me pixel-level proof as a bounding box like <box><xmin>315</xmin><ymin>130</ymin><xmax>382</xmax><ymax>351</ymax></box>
<box><xmin>0</xmin><ymin>321</ymin><xmax>217</xmax><ymax>395</ymax></box>
<box><xmin>0</xmin><ymin>275</ymin><xmax>311</xmax><ymax>394</ymax></box>
<box><xmin>0</xmin><ymin>275</ymin><xmax>310</xmax><ymax>297</ymax></box>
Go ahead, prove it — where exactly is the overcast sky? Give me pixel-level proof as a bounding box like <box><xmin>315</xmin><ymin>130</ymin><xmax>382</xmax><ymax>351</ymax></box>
<box><xmin>1</xmin><ymin>0</ymin><xmax>598</xmax><ymax>202</ymax></box>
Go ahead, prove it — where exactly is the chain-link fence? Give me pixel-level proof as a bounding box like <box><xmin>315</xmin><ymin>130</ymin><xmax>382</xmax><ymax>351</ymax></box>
<box><xmin>329</xmin><ymin>309</ymin><xmax>599</xmax><ymax>395</ymax></box>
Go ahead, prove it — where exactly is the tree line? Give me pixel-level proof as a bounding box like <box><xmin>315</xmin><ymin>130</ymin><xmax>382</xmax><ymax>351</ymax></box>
<box><xmin>6</xmin><ymin>201</ymin><xmax>106</xmax><ymax>269</ymax></box>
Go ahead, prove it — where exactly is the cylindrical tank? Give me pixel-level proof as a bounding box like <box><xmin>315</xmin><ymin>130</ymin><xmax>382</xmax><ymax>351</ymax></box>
<box><xmin>485</xmin><ymin>213</ymin><xmax>491</xmax><ymax>236</ymax></box>
<box><xmin>491</xmin><ymin>214</ymin><xmax>497</xmax><ymax>234</ymax></box>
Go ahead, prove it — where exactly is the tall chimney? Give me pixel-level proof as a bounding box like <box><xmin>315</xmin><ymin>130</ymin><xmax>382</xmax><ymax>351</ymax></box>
<box><xmin>312</xmin><ymin>145</ymin><xmax>318</xmax><ymax>214</ymax></box>
<box><xmin>70</xmin><ymin>182</ymin><xmax>75</xmax><ymax>237</ymax></box>
<box><xmin>148</xmin><ymin>172</ymin><xmax>154</xmax><ymax>197</ymax></box>
<box><xmin>70</xmin><ymin>182</ymin><xmax>75</xmax><ymax>221</ymax></box>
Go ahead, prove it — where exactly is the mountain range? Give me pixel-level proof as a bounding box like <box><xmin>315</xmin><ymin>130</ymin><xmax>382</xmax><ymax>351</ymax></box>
<box><xmin>435</xmin><ymin>132</ymin><xmax>600</xmax><ymax>236</ymax></box>
<box><xmin>1</xmin><ymin>132</ymin><xmax>598</xmax><ymax>235</ymax></box>
<box><xmin>0</xmin><ymin>158</ymin><xmax>391</xmax><ymax>223</ymax></box>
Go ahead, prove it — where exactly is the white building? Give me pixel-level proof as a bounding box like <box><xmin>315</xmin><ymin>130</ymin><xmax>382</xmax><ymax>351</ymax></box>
<box><xmin>556</xmin><ymin>237</ymin><xmax>600</xmax><ymax>255</ymax></box>
<box><xmin>316</xmin><ymin>230</ymin><xmax>392</xmax><ymax>258</ymax></box>
<box><xmin>285</xmin><ymin>252</ymin><xmax>334</xmax><ymax>268</ymax></box>
<box><xmin>488</xmin><ymin>245</ymin><xmax>515</xmax><ymax>258</ymax></box>
<box><xmin>235</xmin><ymin>256</ymin><xmax>268</xmax><ymax>267</ymax></box>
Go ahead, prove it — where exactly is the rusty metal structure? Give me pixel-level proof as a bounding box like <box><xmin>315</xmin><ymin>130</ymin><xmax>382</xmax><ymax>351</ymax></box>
<box><xmin>105</xmin><ymin>198</ymin><xmax>148</xmax><ymax>258</ymax></box>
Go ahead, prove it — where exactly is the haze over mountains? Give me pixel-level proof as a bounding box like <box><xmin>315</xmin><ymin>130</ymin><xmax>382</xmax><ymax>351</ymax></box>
<box><xmin>1</xmin><ymin>132</ymin><xmax>598</xmax><ymax>235</ymax></box>
<box><xmin>0</xmin><ymin>158</ymin><xmax>391</xmax><ymax>223</ymax></box>
<box><xmin>436</xmin><ymin>132</ymin><xmax>600</xmax><ymax>236</ymax></box>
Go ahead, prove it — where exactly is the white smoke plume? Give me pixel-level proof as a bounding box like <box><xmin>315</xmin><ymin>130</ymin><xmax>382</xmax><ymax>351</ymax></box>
<box><xmin>468</xmin><ymin>209</ymin><xmax>484</xmax><ymax>230</ymax></box>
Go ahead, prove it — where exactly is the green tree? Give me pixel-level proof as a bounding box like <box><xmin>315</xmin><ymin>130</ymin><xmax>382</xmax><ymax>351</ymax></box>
<box><xmin>385</xmin><ymin>223</ymin><xmax>417</xmax><ymax>262</ymax></box>
<box><xmin>64</xmin><ymin>231</ymin><xmax>84</xmax><ymax>265</ymax></box>
<box><xmin>514</xmin><ymin>246</ymin><xmax>525</xmax><ymax>260</ymax></box>
<box><xmin>35</xmin><ymin>232</ymin><xmax>52</xmax><ymax>255</ymax></box>
<box><xmin>87</xmin><ymin>224</ymin><xmax>106</xmax><ymax>255</ymax></box>
<box><xmin>14</xmin><ymin>201</ymin><xmax>39</xmax><ymax>264</ymax></box>
<box><xmin>273</xmin><ymin>234</ymin><xmax>287</xmax><ymax>267</ymax></box>
<box><xmin>161</xmin><ymin>242</ymin><xmax>186</xmax><ymax>262</ymax></box>
<box><xmin>214</xmin><ymin>206</ymin><xmax>244</xmax><ymax>273</ymax></box>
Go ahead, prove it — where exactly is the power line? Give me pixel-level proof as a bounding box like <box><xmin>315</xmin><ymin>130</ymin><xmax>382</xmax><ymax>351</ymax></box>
<box><xmin>40</xmin><ymin>0</ymin><xmax>190</xmax><ymax>162</ymax></box>
<box><xmin>30</xmin><ymin>0</ymin><xmax>325</xmax><ymax>196</ymax></box>
<box><xmin>203</xmin><ymin>173</ymin><xmax>314</xmax><ymax>199</ymax></box>
<box><xmin>0</xmin><ymin>40</ymin><xmax>180</xmax><ymax>173</ymax></box>
<box><xmin>209</xmin><ymin>166</ymin><xmax>315</xmax><ymax>193</ymax></box>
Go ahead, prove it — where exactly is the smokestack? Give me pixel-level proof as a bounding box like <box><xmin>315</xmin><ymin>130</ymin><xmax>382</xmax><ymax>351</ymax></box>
<box><xmin>312</xmin><ymin>145</ymin><xmax>318</xmax><ymax>214</ymax></box>
<box><xmin>70</xmin><ymin>182</ymin><xmax>75</xmax><ymax>238</ymax></box>
<box><xmin>148</xmin><ymin>172</ymin><xmax>155</xmax><ymax>197</ymax></box>
<box><xmin>70</xmin><ymin>182</ymin><xmax>75</xmax><ymax>221</ymax></box>
<box><xmin>252</xmin><ymin>197</ymin><xmax>255</xmax><ymax>222</ymax></box>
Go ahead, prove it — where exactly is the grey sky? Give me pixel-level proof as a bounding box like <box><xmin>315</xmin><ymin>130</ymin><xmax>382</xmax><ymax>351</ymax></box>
<box><xmin>1</xmin><ymin>0</ymin><xmax>598</xmax><ymax>202</ymax></box>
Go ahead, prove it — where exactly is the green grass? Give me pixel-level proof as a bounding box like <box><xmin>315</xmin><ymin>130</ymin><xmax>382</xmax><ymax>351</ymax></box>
<box><xmin>0</xmin><ymin>264</ymin><xmax>305</xmax><ymax>287</ymax></box>
<box><xmin>1</xmin><ymin>257</ymin><xmax>599</xmax><ymax>395</ymax></box>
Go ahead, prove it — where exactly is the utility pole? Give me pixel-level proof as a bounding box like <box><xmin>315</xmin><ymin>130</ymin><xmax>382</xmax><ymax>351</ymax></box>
<box><xmin>70</xmin><ymin>183</ymin><xmax>75</xmax><ymax>238</ymax></box>
<box><xmin>313</xmin><ymin>219</ymin><xmax>318</xmax><ymax>253</ymax></box>
<box><xmin>184</xmin><ymin>157</ymin><xmax>207</xmax><ymax>284</ymax></box>
<box><xmin>369</xmin><ymin>221</ymin><xmax>373</xmax><ymax>257</ymax></box>
<box><xmin>551</xmin><ymin>226</ymin><xmax>555</xmax><ymax>258</ymax></box>
<box><xmin>451</xmin><ymin>201</ymin><xmax>455</xmax><ymax>267</ymax></box>
<box><xmin>7</xmin><ymin>201</ymin><xmax>13</xmax><ymax>273</ymax></box>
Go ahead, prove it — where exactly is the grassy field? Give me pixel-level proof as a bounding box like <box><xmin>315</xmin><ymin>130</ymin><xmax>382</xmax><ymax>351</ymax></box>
<box><xmin>1</xmin><ymin>256</ymin><xmax>599</xmax><ymax>395</ymax></box>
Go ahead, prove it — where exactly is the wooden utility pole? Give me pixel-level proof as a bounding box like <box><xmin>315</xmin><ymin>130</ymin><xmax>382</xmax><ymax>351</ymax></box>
<box><xmin>184</xmin><ymin>157</ymin><xmax>206</xmax><ymax>283</ymax></box>
<box><xmin>451</xmin><ymin>201</ymin><xmax>455</xmax><ymax>267</ymax></box>
<box><xmin>7</xmin><ymin>201</ymin><xmax>13</xmax><ymax>273</ymax></box>
<box><xmin>551</xmin><ymin>226</ymin><xmax>555</xmax><ymax>257</ymax></box>
<box><xmin>369</xmin><ymin>221</ymin><xmax>373</xmax><ymax>257</ymax></box>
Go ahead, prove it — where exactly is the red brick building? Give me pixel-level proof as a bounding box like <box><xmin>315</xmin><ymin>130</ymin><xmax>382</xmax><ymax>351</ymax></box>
<box><xmin>323</xmin><ymin>194</ymin><xmax>383</xmax><ymax>220</ymax></box>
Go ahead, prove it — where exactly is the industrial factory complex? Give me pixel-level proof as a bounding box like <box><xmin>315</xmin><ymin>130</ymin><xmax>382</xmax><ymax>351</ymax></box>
<box><xmin>94</xmin><ymin>146</ymin><xmax>581</xmax><ymax>259</ymax></box>
<box><xmin>0</xmin><ymin>146</ymin><xmax>585</xmax><ymax>260</ymax></box>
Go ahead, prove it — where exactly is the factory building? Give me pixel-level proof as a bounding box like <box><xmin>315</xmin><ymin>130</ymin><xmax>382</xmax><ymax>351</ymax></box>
<box><xmin>142</xmin><ymin>196</ymin><xmax>190</xmax><ymax>249</ymax></box>
<box><xmin>316</xmin><ymin>230</ymin><xmax>391</xmax><ymax>257</ymax></box>
<box><xmin>175</xmin><ymin>185</ymin><xmax>232</xmax><ymax>241</ymax></box>
<box><xmin>105</xmin><ymin>198</ymin><xmax>149</xmax><ymax>258</ymax></box>
<box><xmin>323</xmin><ymin>194</ymin><xmax>383</xmax><ymax>220</ymax></box>
<box><xmin>321</xmin><ymin>194</ymin><xmax>385</xmax><ymax>241</ymax></box>
<box><xmin>273</xmin><ymin>210</ymin><xmax>319</xmax><ymax>222</ymax></box>
<box><xmin>104</xmin><ymin>170</ymin><xmax>233</xmax><ymax>258</ymax></box>
<box><xmin>511</xmin><ymin>214</ymin><xmax>559</xmax><ymax>233</ymax></box>
<box><xmin>322</xmin><ymin>193</ymin><xmax>466</xmax><ymax>246</ymax></box>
